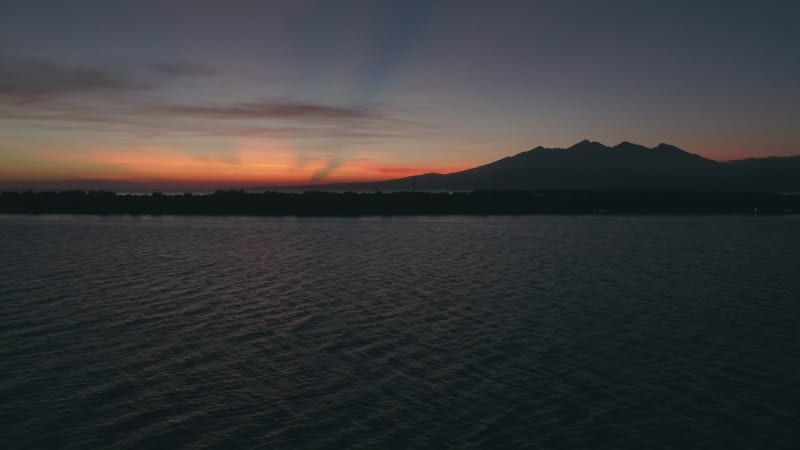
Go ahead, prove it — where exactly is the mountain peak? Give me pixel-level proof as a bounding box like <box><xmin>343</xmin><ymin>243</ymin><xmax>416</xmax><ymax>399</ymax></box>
<box><xmin>568</xmin><ymin>140</ymin><xmax>609</xmax><ymax>151</ymax></box>
<box><xmin>655</xmin><ymin>143</ymin><xmax>681</xmax><ymax>152</ymax></box>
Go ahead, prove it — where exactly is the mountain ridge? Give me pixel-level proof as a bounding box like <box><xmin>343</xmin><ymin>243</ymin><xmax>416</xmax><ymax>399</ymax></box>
<box><xmin>262</xmin><ymin>141</ymin><xmax>800</xmax><ymax>192</ymax></box>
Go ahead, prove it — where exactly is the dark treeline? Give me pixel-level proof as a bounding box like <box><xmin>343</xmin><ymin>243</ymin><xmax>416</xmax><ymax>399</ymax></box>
<box><xmin>1</xmin><ymin>190</ymin><xmax>799</xmax><ymax>215</ymax></box>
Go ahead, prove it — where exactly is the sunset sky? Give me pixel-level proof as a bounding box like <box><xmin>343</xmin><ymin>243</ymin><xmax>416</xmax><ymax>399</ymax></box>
<box><xmin>1</xmin><ymin>0</ymin><xmax>798</xmax><ymax>189</ymax></box>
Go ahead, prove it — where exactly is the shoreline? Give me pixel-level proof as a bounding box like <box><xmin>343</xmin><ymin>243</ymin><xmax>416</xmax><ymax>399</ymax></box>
<box><xmin>2</xmin><ymin>190</ymin><xmax>798</xmax><ymax>216</ymax></box>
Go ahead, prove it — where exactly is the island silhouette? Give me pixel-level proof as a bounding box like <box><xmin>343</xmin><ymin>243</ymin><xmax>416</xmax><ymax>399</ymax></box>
<box><xmin>271</xmin><ymin>140</ymin><xmax>800</xmax><ymax>192</ymax></box>
<box><xmin>2</xmin><ymin>141</ymin><xmax>799</xmax><ymax>215</ymax></box>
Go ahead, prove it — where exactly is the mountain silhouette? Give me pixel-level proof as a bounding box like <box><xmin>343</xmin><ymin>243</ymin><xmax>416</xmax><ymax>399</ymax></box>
<box><xmin>281</xmin><ymin>141</ymin><xmax>800</xmax><ymax>192</ymax></box>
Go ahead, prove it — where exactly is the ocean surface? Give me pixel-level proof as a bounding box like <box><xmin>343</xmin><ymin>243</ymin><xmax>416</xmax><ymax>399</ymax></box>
<box><xmin>1</xmin><ymin>214</ymin><xmax>799</xmax><ymax>449</ymax></box>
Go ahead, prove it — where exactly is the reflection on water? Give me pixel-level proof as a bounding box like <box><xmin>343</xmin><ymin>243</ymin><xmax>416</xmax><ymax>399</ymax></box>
<box><xmin>1</xmin><ymin>215</ymin><xmax>799</xmax><ymax>448</ymax></box>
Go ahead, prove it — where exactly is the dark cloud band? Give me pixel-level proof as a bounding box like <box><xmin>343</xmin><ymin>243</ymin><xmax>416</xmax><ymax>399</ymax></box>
<box><xmin>161</xmin><ymin>101</ymin><xmax>376</xmax><ymax>120</ymax></box>
<box><xmin>0</xmin><ymin>54</ymin><xmax>216</xmax><ymax>104</ymax></box>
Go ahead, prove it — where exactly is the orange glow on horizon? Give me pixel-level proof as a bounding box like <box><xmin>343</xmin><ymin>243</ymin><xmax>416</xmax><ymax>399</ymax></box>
<box><xmin>0</xmin><ymin>141</ymin><xmax>471</xmax><ymax>188</ymax></box>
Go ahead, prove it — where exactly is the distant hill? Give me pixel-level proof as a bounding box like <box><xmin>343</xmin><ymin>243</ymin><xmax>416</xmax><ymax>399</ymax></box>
<box><xmin>271</xmin><ymin>141</ymin><xmax>800</xmax><ymax>192</ymax></box>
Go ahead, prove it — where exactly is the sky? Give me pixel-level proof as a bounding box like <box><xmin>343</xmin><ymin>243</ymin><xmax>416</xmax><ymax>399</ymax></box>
<box><xmin>1</xmin><ymin>0</ymin><xmax>798</xmax><ymax>189</ymax></box>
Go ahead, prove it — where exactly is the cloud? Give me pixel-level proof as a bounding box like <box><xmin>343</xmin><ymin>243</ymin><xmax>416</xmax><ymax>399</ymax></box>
<box><xmin>0</xmin><ymin>55</ymin><xmax>149</xmax><ymax>104</ymax></box>
<box><xmin>1</xmin><ymin>107</ymin><xmax>411</xmax><ymax>140</ymax></box>
<box><xmin>0</xmin><ymin>54</ymin><xmax>438</xmax><ymax>182</ymax></box>
<box><xmin>0</xmin><ymin>54</ymin><xmax>217</xmax><ymax>104</ymax></box>
<box><xmin>311</xmin><ymin>153</ymin><xmax>347</xmax><ymax>181</ymax></box>
<box><xmin>161</xmin><ymin>100</ymin><xmax>377</xmax><ymax>121</ymax></box>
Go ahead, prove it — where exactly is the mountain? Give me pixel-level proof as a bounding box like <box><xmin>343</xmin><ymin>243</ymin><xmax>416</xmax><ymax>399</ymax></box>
<box><xmin>270</xmin><ymin>141</ymin><xmax>800</xmax><ymax>192</ymax></box>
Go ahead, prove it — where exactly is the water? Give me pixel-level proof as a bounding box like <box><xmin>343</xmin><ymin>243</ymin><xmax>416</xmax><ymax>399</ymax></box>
<box><xmin>1</xmin><ymin>214</ymin><xmax>799</xmax><ymax>449</ymax></box>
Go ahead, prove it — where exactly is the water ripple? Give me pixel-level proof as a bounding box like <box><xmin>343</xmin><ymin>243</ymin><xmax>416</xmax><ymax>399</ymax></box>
<box><xmin>1</xmin><ymin>215</ymin><xmax>799</xmax><ymax>448</ymax></box>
